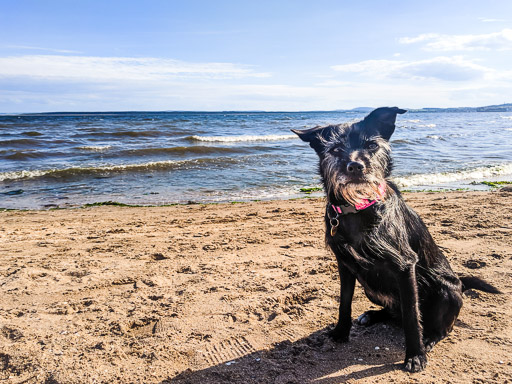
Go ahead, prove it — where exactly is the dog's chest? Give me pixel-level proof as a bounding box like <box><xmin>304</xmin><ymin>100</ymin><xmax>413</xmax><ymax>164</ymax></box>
<box><xmin>327</xmin><ymin>209</ymin><xmax>378</xmax><ymax>245</ymax></box>
<box><xmin>336</xmin><ymin>244</ymin><xmax>399</xmax><ymax>308</ymax></box>
<box><xmin>357</xmin><ymin>264</ymin><xmax>399</xmax><ymax>308</ymax></box>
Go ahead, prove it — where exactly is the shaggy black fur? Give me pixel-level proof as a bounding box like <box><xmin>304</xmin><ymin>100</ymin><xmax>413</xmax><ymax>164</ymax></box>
<box><xmin>292</xmin><ymin>107</ymin><xmax>500</xmax><ymax>373</ymax></box>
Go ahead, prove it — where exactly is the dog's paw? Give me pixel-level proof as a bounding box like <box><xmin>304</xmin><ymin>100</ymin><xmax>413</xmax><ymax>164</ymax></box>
<box><xmin>328</xmin><ymin>327</ymin><xmax>350</xmax><ymax>343</ymax></box>
<box><xmin>356</xmin><ymin>309</ymin><xmax>390</xmax><ymax>326</ymax></box>
<box><xmin>404</xmin><ymin>354</ymin><xmax>427</xmax><ymax>373</ymax></box>
<box><xmin>357</xmin><ymin>312</ymin><xmax>371</xmax><ymax>326</ymax></box>
<box><xmin>424</xmin><ymin>338</ymin><xmax>437</xmax><ymax>353</ymax></box>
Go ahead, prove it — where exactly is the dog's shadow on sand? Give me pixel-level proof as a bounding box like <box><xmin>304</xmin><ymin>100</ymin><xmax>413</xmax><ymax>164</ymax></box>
<box><xmin>164</xmin><ymin>323</ymin><xmax>406</xmax><ymax>384</ymax></box>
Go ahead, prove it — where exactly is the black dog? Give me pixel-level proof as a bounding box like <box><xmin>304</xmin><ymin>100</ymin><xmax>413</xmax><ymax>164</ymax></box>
<box><xmin>292</xmin><ymin>107</ymin><xmax>500</xmax><ymax>372</ymax></box>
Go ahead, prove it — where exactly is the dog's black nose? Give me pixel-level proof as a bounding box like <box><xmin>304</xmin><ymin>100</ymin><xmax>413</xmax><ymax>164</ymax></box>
<box><xmin>347</xmin><ymin>161</ymin><xmax>365</xmax><ymax>174</ymax></box>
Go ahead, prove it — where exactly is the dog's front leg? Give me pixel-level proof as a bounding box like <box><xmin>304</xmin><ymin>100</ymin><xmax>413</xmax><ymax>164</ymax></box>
<box><xmin>329</xmin><ymin>263</ymin><xmax>356</xmax><ymax>342</ymax></box>
<box><xmin>398</xmin><ymin>263</ymin><xmax>427</xmax><ymax>372</ymax></box>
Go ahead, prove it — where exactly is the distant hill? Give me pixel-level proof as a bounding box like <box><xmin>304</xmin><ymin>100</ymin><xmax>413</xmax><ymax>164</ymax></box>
<box><xmin>408</xmin><ymin>103</ymin><xmax>512</xmax><ymax>113</ymax></box>
<box><xmin>5</xmin><ymin>103</ymin><xmax>512</xmax><ymax>116</ymax></box>
<box><xmin>334</xmin><ymin>107</ymin><xmax>375</xmax><ymax>113</ymax></box>
<box><xmin>335</xmin><ymin>103</ymin><xmax>512</xmax><ymax>113</ymax></box>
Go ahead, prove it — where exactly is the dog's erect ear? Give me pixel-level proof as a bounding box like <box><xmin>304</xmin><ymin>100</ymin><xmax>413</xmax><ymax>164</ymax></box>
<box><xmin>291</xmin><ymin>126</ymin><xmax>333</xmax><ymax>154</ymax></box>
<box><xmin>362</xmin><ymin>107</ymin><xmax>406</xmax><ymax>140</ymax></box>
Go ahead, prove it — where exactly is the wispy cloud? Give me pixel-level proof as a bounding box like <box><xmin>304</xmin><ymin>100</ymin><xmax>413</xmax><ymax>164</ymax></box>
<box><xmin>398</xmin><ymin>33</ymin><xmax>440</xmax><ymax>45</ymax></box>
<box><xmin>0</xmin><ymin>55</ymin><xmax>271</xmax><ymax>81</ymax></box>
<box><xmin>331</xmin><ymin>56</ymin><xmax>498</xmax><ymax>82</ymax></box>
<box><xmin>399</xmin><ymin>29</ymin><xmax>512</xmax><ymax>51</ymax></box>
<box><xmin>479</xmin><ymin>18</ymin><xmax>506</xmax><ymax>23</ymax></box>
<box><xmin>2</xmin><ymin>45</ymin><xmax>82</xmax><ymax>54</ymax></box>
<box><xmin>0</xmin><ymin>54</ymin><xmax>510</xmax><ymax>112</ymax></box>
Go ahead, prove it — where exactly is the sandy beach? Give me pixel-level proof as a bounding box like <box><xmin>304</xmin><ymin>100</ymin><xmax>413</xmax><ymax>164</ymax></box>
<box><xmin>1</xmin><ymin>191</ymin><xmax>511</xmax><ymax>384</ymax></box>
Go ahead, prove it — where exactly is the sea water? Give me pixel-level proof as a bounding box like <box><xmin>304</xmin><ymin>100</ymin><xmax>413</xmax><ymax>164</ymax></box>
<box><xmin>1</xmin><ymin>111</ymin><xmax>511</xmax><ymax>209</ymax></box>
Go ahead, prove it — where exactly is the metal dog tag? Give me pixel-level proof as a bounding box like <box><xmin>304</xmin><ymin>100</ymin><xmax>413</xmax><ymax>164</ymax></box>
<box><xmin>330</xmin><ymin>218</ymin><xmax>339</xmax><ymax>237</ymax></box>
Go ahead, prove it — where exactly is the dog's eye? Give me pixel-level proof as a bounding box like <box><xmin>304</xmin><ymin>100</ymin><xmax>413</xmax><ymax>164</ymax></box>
<box><xmin>366</xmin><ymin>142</ymin><xmax>378</xmax><ymax>150</ymax></box>
<box><xmin>331</xmin><ymin>147</ymin><xmax>342</xmax><ymax>154</ymax></box>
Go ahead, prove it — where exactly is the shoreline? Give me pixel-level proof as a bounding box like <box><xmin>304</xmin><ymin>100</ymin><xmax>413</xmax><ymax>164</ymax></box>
<box><xmin>1</xmin><ymin>190</ymin><xmax>511</xmax><ymax>383</ymax></box>
<box><xmin>1</xmin><ymin>185</ymin><xmax>511</xmax><ymax>212</ymax></box>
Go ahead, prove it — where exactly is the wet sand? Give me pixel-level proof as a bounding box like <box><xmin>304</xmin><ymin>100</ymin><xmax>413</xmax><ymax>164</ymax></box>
<box><xmin>1</xmin><ymin>191</ymin><xmax>511</xmax><ymax>383</ymax></box>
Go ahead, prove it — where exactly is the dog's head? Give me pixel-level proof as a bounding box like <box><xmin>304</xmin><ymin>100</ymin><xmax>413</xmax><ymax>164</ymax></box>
<box><xmin>292</xmin><ymin>107</ymin><xmax>406</xmax><ymax>205</ymax></box>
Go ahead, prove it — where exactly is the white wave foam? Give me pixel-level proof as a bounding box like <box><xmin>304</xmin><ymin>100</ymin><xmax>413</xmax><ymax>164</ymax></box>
<box><xmin>394</xmin><ymin>163</ymin><xmax>512</xmax><ymax>188</ymax></box>
<box><xmin>190</xmin><ymin>134</ymin><xmax>297</xmax><ymax>142</ymax></box>
<box><xmin>400</xmin><ymin>121</ymin><xmax>435</xmax><ymax>128</ymax></box>
<box><xmin>500</xmin><ymin>115</ymin><xmax>512</xmax><ymax>120</ymax></box>
<box><xmin>0</xmin><ymin>161</ymin><xmax>181</xmax><ymax>181</ymax></box>
<box><xmin>0</xmin><ymin>169</ymin><xmax>50</xmax><ymax>182</ymax></box>
<box><xmin>0</xmin><ymin>157</ymin><xmax>242</xmax><ymax>182</ymax></box>
<box><xmin>78</xmin><ymin>145</ymin><xmax>112</xmax><ymax>151</ymax></box>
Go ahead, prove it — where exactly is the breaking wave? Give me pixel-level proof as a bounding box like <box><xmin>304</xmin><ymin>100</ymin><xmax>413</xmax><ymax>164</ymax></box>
<box><xmin>393</xmin><ymin>163</ymin><xmax>512</xmax><ymax>188</ymax></box>
<box><xmin>187</xmin><ymin>134</ymin><xmax>297</xmax><ymax>142</ymax></box>
<box><xmin>77</xmin><ymin>145</ymin><xmax>113</xmax><ymax>152</ymax></box>
<box><xmin>0</xmin><ymin>157</ymin><xmax>244</xmax><ymax>182</ymax></box>
<box><xmin>117</xmin><ymin>146</ymin><xmax>259</xmax><ymax>157</ymax></box>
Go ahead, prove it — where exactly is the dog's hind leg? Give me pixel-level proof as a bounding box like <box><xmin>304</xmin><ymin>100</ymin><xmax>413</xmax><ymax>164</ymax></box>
<box><xmin>357</xmin><ymin>308</ymin><xmax>392</xmax><ymax>326</ymax></box>
<box><xmin>422</xmin><ymin>284</ymin><xmax>463</xmax><ymax>352</ymax></box>
<box><xmin>329</xmin><ymin>263</ymin><xmax>356</xmax><ymax>342</ymax></box>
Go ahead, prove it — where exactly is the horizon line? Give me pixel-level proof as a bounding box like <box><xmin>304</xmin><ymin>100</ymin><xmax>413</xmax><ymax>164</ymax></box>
<box><xmin>2</xmin><ymin>102</ymin><xmax>512</xmax><ymax>116</ymax></box>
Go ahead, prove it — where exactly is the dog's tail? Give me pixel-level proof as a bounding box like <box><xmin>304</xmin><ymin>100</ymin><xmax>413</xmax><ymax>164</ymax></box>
<box><xmin>459</xmin><ymin>275</ymin><xmax>501</xmax><ymax>294</ymax></box>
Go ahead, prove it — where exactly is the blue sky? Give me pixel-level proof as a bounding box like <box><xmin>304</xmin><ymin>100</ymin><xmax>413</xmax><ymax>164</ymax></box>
<box><xmin>1</xmin><ymin>0</ymin><xmax>512</xmax><ymax>112</ymax></box>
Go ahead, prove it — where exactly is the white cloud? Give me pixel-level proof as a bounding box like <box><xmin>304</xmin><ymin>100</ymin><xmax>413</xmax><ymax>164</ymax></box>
<box><xmin>479</xmin><ymin>18</ymin><xmax>506</xmax><ymax>23</ymax></box>
<box><xmin>0</xmin><ymin>55</ymin><xmax>271</xmax><ymax>81</ymax></box>
<box><xmin>331</xmin><ymin>56</ymin><xmax>494</xmax><ymax>82</ymax></box>
<box><xmin>1</xmin><ymin>45</ymin><xmax>82</xmax><ymax>54</ymax></box>
<box><xmin>1</xmin><ymin>74</ymin><xmax>511</xmax><ymax>112</ymax></box>
<box><xmin>399</xmin><ymin>29</ymin><xmax>512</xmax><ymax>51</ymax></box>
<box><xmin>398</xmin><ymin>33</ymin><xmax>441</xmax><ymax>45</ymax></box>
<box><xmin>0</xmin><ymin>54</ymin><xmax>511</xmax><ymax>112</ymax></box>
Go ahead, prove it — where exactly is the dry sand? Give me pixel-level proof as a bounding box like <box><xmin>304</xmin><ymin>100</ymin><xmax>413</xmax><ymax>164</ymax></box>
<box><xmin>1</xmin><ymin>191</ymin><xmax>511</xmax><ymax>384</ymax></box>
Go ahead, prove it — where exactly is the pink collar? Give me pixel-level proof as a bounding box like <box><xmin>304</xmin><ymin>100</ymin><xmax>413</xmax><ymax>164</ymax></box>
<box><xmin>331</xmin><ymin>182</ymin><xmax>387</xmax><ymax>215</ymax></box>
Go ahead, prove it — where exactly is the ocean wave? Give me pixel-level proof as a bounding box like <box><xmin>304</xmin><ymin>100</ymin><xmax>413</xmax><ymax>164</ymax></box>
<box><xmin>0</xmin><ymin>157</ymin><xmax>243</xmax><ymax>182</ymax></box>
<box><xmin>425</xmin><ymin>135</ymin><xmax>445</xmax><ymax>141</ymax></box>
<box><xmin>2</xmin><ymin>150</ymin><xmax>46</xmax><ymax>161</ymax></box>
<box><xmin>417</xmin><ymin>124</ymin><xmax>436</xmax><ymax>128</ymax></box>
<box><xmin>187</xmin><ymin>134</ymin><xmax>298</xmax><ymax>142</ymax></box>
<box><xmin>22</xmin><ymin>131</ymin><xmax>43</xmax><ymax>137</ymax></box>
<box><xmin>394</xmin><ymin>163</ymin><xmax>512</xmax><ymax>188</ymax></box>
<box><xmin>77</xmin><ymin>145</ymin><xmax>113</xmax><ymax>152</ymax></box>
<box><xmin>391</xmin><ymin>139</ymin><xmax>413</xmax><ymax>144</ymax></box>
<box><xmin>111</xmin><ymin>130</ymin><xmax>164</xmax><ymax>138</ymax></box>
<box><xmin>73</xmin><ymin>130</ymin><xmax>166</xmax><ymax>139</ymax></box>
<box><xmin>403</xmin><ymin>119</ymin><xmax>421</xmax><ymax>123</ymax></box>
<box><xmin>117</xmin><ymin>145</ymin><xmax>259</xmax><ymax>157</ymax></box>
<box><xmin>0</xmin><ymin>138</ymin><xmax>41</xmax><ymax>146</ymax></box>
<box><xmin>500</xmin><ymin>116</ymin><xmax>512</xmax><ymax>120</ymax></box>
